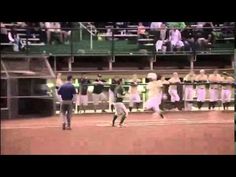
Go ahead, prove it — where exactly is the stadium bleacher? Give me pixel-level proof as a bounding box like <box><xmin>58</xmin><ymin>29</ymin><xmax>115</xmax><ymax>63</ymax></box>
<box><xmin>1</xmin><ymin>22</ymin><xmax>234</xmax><ymax>54</ymax></box>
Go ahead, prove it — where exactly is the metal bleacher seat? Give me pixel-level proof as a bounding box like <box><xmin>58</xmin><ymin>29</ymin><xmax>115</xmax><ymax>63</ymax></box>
<box><xmin>0</xmin><ymin>23</ymin><xmax>45</xmax><ymax>47</ymax></box>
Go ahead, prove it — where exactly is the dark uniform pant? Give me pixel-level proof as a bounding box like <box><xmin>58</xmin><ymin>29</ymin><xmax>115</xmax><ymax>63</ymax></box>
<box><xmin>60</xmin><ymin>100</ymin><xmax>73</xmax><ymax>126</ymax></box>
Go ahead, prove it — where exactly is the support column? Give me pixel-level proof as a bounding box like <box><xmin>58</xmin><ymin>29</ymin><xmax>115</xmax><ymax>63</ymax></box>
<box><xmin>109</xmin><ymin>57</ymin><xmax>113</xmax><ymax>71</ymax></box>
<box><xmin>54</xmin><ymin>56</ymin><xmax>56</xmax><ymax>72</ymax></box>
<box><xmin>231</xmin><ymin>54</ymin><xmax>235</xmax><ymax>69</ymax></box>
<box><xmin>68</xmin><ymin>57</ymin><xmax>73</xmax><ymax>71</ymax></box>
<box><xmin>149</xmin><ymin>57</ymin><xmax>153</xmax><ymax>70</ymax></box>
<box><xmin>190</xmin><ymin>55</ymin><xmax>194</xmax><ymax>71</ymax></box>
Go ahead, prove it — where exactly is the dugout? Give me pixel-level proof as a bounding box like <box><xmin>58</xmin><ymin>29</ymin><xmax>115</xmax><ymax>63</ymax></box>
<box><xmin>1</xmin><ymin>55</ymin><xmax>55</xmax><ymax>119</ymax></box>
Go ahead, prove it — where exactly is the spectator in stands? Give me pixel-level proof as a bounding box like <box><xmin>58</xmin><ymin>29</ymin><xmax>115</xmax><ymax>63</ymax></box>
<box><xmin>150</xmin><ymin>22</ymin><xmax>163</xmax><ymax>31</ymax></box>
<box><xmin>105</xmin><ymin>28</ymin><xmax>113</xmax><ymax>41</ymax></box>
<box><xmin>45</xmin><ymin>22</ymin><xmax>63</xmax><ymax>44</ymax></box>
<box><xmin>25</xmin><ymin>22</ymin><xmax>46</xmax><ymax>43</ymax></box>
<box><xmin>150</xmin><ymin>22</ymin><xmax>163</xmax><ymax>43</ymax></box>
<box><xmin>181</xmin><ymin>24</ymin><xmax>195</xmax><ymax>51</ymax></box>
<box><xmin>8</xmin><ymin>26</ymin><xmax>25</xmax><ymax>52</ymax></box>
<box><xmin>60</xmin><ymin>22</ymin><xmax>73</xmax><ymax>44</ymax></box>
<box><xmin>196</xmin><ymin>22</ymin><xmax>215</xmax><ymax>51</ymax></box>
<box><xmin>1</xmin><ymin>23</ymin><xmax>8</xmax><ymax>43</ymax></box>
<box><xmin>222</xmin><ymin>22</ymin><xmax>235</xmax><ymax>38</ymax></box>
<box><xmin>0</xmin><ymin>23</ymin><xmax>9</xmax><ymax>50</ymax></box>
<box><xmin>137</xmin><ymin>22</ymin><xmax>147</xmax><ymax>38</ymax></box>
<box><xmin>169</xmin><ymin>27</ymin><xmax>184</xmax><ymax>51</ymax></box>
<box><xmin>155</xmin><ymin>23</ymin><xmax>170</xmax><ymax>52</ymax></box>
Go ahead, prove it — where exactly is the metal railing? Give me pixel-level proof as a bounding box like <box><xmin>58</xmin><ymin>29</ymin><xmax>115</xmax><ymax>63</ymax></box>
<box><xmin>1</xmin><ymin>24</ymin><xmax>234</xmax><ymax>56</ymax></box>
<box><xmin>48</xmin><ymin>81</ymin><xmax>235</xmax><ymax>114</ymax></box>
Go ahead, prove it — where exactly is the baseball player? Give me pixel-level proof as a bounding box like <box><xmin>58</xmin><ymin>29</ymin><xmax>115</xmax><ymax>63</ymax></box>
<box><xmin>112</xmin><ymin>78</ymin><xmax>129</xmax><ymax>127</ymax></box>
<box><xmin>195</xmin><ymin>69</ymin><xmax>208</xmax><ymax>110</ymax></box>
<box><xmin>109</xmin><ymin>77</ymin><xmax>119</xmax><ymax>112</ymax></box>
<box><xmin>58</xmin><ymin>75</ymin><xmax>77</xmax><ymax>130</ymax></box>
<box><xmin>128</xmin><ymin>74</ymin><xmax>141</xmax><ymax>112</ymax></box>
<box><xmin>208</xmin><ymin>70</ymin><xmax>221</xmax><ymax>110</ymax></box>
<box><xmin>159</xmin><ymin>76</ymin><xmax>169</xmax><ymax>111</ymax></box>
<box><xmin>55</xmin><ymin>72</ymin><xmax>63</xmax><ymax>102</ymax></box>
<box><xmin>92</xmin><ymin>74</ymin><xmax>107</xmax><ymax>113</ymax></box>
<box><xmin>77</xmin><ymin>74</ymin><xmax>91</xmax><ymax>113</ymax></box>
<box><xmin>168</xmin><ymin>72</ymin><xmax>181</xmax><ymax>110</ymax></box>
<box><xmin>183</xmin><ymin>70</ymin><xmax>196</xmax><ymax>110</ymax></box>
<box><xmin>221</xmin><ymin>72</ymin><xmax>234</xmax><ymax>110</ymax></box>
<box><xmin>144</xmin><ymin>73</ymin><xmax>164</xmax><ymax>118</ymax></box>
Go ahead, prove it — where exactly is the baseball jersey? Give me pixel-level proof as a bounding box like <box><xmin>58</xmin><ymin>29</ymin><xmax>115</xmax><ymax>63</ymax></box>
<box><xmin>184</xmin><ymin>74</ymin><xmax>196</xmax><ymax>88</ymax></box>
<box><xmin>110</xmin><ymin>79</ymin><xmax>119</xmax><ymax>92</ymax></box>
<box><xmin>79</xmin><ymin>79</ymin><xmax>90</xmax><ymax>95</ymax></box>
<box><xmin>93</xmin><ymin>79</ymin><xmax>106</xmax><ymax>94</ymax></box>
<box><xmin>195</xmin><ymin>74</ymin><xmax>208</xmax><ymax>89</ymax></box>
<box><xmin>221</xmin><ymin>76</ymin><xmax>234</xmax><ymax>89</ymax></box>
<box><xmin>146</xmin><ymin>80</ymin><xmax>163</xmax><ymax>98</ymax></box>
<box><xmin>114</xmin><ymin>85</ymin><xmax>126</xmax><ymax>102</ymax></box>
<box><xmin>56</xmin><ymin>78</ymin><xmax>63</xmax><ymax>89</ymax></box>
<box><xmin>129</xmin><ymin>79</ymin><xmax>141</xmax><ymax>94</ymax></box>
<box><xmin>168</xmin><ymin>77</ymin><xmax>181</xmax><ymax>90</ymax></box>
<box><xmin>208</xmin><ymin>74</ymin><xmax>221</xmax><ymax>89</ymax></box>
<box><xmin>184</xmin><ymin>74</ymin><xmax>195</xmax><ymax>83</ymax></box>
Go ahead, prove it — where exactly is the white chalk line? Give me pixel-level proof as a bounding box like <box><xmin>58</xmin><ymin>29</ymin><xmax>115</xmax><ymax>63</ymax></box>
<box><xmin>1</xmin><ymin>119</ymin><xmax>233</xmax><ymax>130</ymax></box>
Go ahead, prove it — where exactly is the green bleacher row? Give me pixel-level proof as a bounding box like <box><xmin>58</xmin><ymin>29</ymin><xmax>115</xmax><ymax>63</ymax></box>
<box><xmin>1</xmin><ymin>40</ymin><xmax>234</xmax><ymax>55</ymax></box>
<box><xmin>1</xmin><ymin>23</ymin><xmax>234</xmax><ymax>55</ymax></box>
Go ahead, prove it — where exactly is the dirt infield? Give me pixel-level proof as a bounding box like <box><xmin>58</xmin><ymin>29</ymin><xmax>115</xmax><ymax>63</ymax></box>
<box><xmin>1</xmin><ymin>111</ymin><xmax>234</xmax><ymax>155</ymax></box>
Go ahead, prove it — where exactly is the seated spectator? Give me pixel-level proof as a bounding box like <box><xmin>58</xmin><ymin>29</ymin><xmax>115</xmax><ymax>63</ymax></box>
<box><xmin>25</xmin><ymin>22</ymin><xmax>46</xmax><ymax>43</ymax></box>
<box><xmin>45</xmin><ymin>22</ymin><xmax>63</xmax><ymax>44</ymax></box>
<box><xmin>0</xmin><ymin>23</ymin><xmax>9</xmax><ymax>50</ymax></box>
<box><xmin>169</xmin><ymin>27</ymin><xmax>184</xmax><ymax>51</ymax></box>
<box><xmin>195</xmin><ymin>22</ymin><xmax>214</xmax><ymax>37</ymax></box>
<box><xmin>222</xmin><ymin>22</ymin><xmax>235</xmax><ymax>38</ymax></box>
<box><xmin>155</xmin><ymin>23</ymin><xmax>170</xmax><ymax>52</ymax></box>
<box><xmin>115</xmin><ymin>22</ymin><xmax>127</xmax><ymax>34</ymax></box>
<box><xmin>8</xmin><ymin>26</ymin><xmax>25</xmax><ymax>51</ymax></box>
<box><xmin>60</xmin><ymin>22</ymin><xmax>73</xmax><ymax>44</ymax></box>
<box><xmin>181</xmin><ymin>25</ymin><xmax>195</xmax><ymax>51</ymax></box>
<box><xmin>150</xmin><ymin>22</ymin><xmax>163</xmax><ymax>43</ymax></box>
<box><xmin>137</xmin><ymin>22</ymin><xmax>147</xmax><ymax>38</ymax></box>
<box><xmin>150</xmin><ymin>22</ymin><xmax>162</xmax><ymax>31</ymax></box>
<box><xmin>196</xmin><ymin>22</ymin><xmax>215</xmax><ymax>51</ymax></box>
<box><xmin>0</xmin><ymin>23</ymin><xmax>8</xmax><ymax>42</ymax></box>
<box><xmin>105</xmin><ymin>28</ymin><xmax>113</xmax><ymax>41</ymax></box>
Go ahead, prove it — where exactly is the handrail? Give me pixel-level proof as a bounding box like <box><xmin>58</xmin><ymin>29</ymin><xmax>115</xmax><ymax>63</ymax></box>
<box><xmin>50</xmin><ymin>82</ymin><xmax>235</xmax><ymax>89</ymax></box>
<box><xmin>78</xmin><ymin>22</ymin><xmax>97</xmax><ymax>36</ymax></box>
<box><xmin>1</xmin><ymin>25</ymin><xmax>235</xmax><ymax>31</ymax></box>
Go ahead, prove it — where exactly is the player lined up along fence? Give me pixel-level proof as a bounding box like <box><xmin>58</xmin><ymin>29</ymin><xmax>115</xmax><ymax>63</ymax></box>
<box><xmin>53</xmin><ymin>71</ymin><xmax>235</xmax><ymax>114</ymax></box>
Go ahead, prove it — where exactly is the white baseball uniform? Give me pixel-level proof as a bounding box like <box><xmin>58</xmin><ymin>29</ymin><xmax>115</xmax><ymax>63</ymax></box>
<box><xmin>55</xmin><ymin>78</ymin><xmax>63</xmax><ymax>102</ymax></box>
<box><xmin>183</xmin><ymin>73</ymin><xmax>196</xmax><ymax>110</ymax></box>
<box><xmin>195</xmin><ymin>74</ymin><xmax>208</xmax><ymax>102</ymax></box>
<box><xmin>168</xmin><ymin>77</ymin><xmax>181</xmax><ymax>102</ymax></box>
<box><xmin>129</xmin><ymin>79</ymin><xmax>141</xmax><ymax>107</ymax></box>
<box><xmin>221</xmin><ymin>76</ymin><xmax>234</xmax><ymax>103</ymax></box>
<box><xmin>144</xmin><ymin>80</ymin><xmax>163</xmax><ymax>112</ymax></box>
<box><xmin>208</xmin><ymin>74</ymin><xmax>221</xmax><ymax>102</ymax></box>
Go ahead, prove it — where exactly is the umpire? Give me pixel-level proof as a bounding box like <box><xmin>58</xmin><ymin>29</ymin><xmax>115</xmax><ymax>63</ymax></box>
<box><xmin>58</xmin><ymin>75</ymin><xmax>76</xmax><ymax>130</ymax></box>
